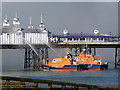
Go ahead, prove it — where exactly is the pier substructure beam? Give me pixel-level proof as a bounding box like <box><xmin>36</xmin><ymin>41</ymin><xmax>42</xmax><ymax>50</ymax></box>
<box><xmin>28</xmin><ymin>48</ymin><xmax>31</xmax><ymax>68</ymax></box>
<box><xmin>93</xmin><ymin>48</ymin><xmax>96</xmax><ymax>55</ymax></box>
<box><xmin>115</xmin><ymin>48</ymin><xmax>118</xmax><ymax>68</ymax></box>
<box><xmin>79</xmin><ymin>48</ymin><xmax>82</xmax><ymax>53</ymax></box>
<box><xmin>75</xmin><ymin>48</ymin><xmax>78</xmax><ymax>56</ymax></box>
<box><xmin>24</xmin><ymin>47</ymin><xmax>32</xmax><ymax>69</ymax></box>
<box><xmin>89</xmin><ymin>47</ymin><xmax>91</xmax><ymax>54</ymax></box>
<box><xmin>32</xmin><ymin>50</ymin><xmax>38</xmax><ymax>69</ymax></box>
<box><xmin>24</xmin><ymin>48</ymin><xmax>28</xmax><ymax>69</ymax></box>
<box><xmin>70</xmin><ymin>48</ymin><xmax>73</xmax><ymax>54</ymax></box>
<box><xmin>118</xmin><ymin>48</ymin><xmax>120</xmax><ymax>63</ymax></box>
<box><xmin>71</xmin><ymin>48</ymin><xmax>79</xmax><ymax>57</ymax></box>
<box><xmin>41</xmin><ymin>48</ymin><xmax>44</xmax><ymax>60</ymax></box>
<box><xmin>24</xmin><ymin>47</ymin><xmax>49</xmax><ymax>70</ymax></box>
<box><xmin>45</xmin><ymin>48</ymin><xmax>48</xmax><ymax>60</ymax></box>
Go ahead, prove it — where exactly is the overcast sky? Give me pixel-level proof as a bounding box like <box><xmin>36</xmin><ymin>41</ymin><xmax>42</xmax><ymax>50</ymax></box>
<box><xmin>2</xmin><ymin>2</ymin><xmax>118</xmax><ymax>35</ymax></box>
<box><xmin>2</xmin><ymin>2</ymin><xmax>118</xmax><ymax>70</ymax></box>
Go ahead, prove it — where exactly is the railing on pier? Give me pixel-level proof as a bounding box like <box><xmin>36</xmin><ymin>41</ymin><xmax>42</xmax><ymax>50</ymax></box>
<box><xmin>50</xmin><ymin>34</ymin><xmax>120</xmax><ymax>43</ymax></box>
<box><xmin>0</xmin><ymin>76</ymin><xmax>119</xmax><ymax>89</ymax></box>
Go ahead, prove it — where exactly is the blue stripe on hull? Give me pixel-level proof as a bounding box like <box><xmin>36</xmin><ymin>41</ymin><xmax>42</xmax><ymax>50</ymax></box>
<box><xmin>42</xmin><ymin>65</ymin><xmax>77</xmax><ymax>70</ymax></box>
<box><xmin>42</xmin><ymin>64</ymin><xmax>101</xmax><ymax>70</ymax></box>
<box><xmin>49</xmin><ymin>68</ymin><xmax>77</xmax><ymax>71</ymax></box>
<box><xmin>83</xmin><ymin>64</ymin><xmax>101</xmax><ymax>67</ymax></box>
<box><xmin>63</xmin><ymin>65</ymin><xmax>77</xmax><ymax>67</ymax></box>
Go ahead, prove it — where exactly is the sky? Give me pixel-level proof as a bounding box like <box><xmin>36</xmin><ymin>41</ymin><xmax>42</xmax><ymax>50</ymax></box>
<box><xmin>1</xmin><ymin>0</ymin><xmax>120</xmax><ymax>2</ymax></box>
<box><xmin>2</xmin><ymin>2</ymin><xmax>118</xmax><ymax>34</ymax></box>
<box><xmin>1</xmin><ymin>2</ymin><xmax>119</xmax><ymax>70</ymax></box>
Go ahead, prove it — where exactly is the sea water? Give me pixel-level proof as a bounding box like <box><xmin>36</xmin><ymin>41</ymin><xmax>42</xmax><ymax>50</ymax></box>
<box><xmin>1</xmin><ymin>49</ymin><xmax>120</xmax><ymax>88</ymax></box>
<box><xmin>2</xmin><ymin>68</ymin><xmax>119</xmax><ymax>88</ymax></box>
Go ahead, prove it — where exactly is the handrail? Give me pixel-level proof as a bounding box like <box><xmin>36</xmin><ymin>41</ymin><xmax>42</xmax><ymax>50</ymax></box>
<box><xmin>0</xmin><ymin>76</ymin><xmax>115</xmax><ymax>89</ymax></box>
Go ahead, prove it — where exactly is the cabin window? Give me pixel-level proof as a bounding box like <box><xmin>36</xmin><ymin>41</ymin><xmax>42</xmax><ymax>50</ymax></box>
<box><xmin>52</xmin><ymin>59</ymin><xmax>62</xmax><ymax>62</ymax></box>
<box><xmin>74</xmin><ymin>58</ymin><xmax>82</xmax><ymax>60</ymax></box>
<box><xmin>84</xmin><ymin>58</ymin><xmax>88</xmax><ymax>60</ymax></box>
<box><xmin>74</xmin><ymin>57</ymin><xmax>78</xmax><ymax>60</ymax></box>
<box><xmin>78</xmin><ymin>58</ymin><xmax>82</xmax><ymax>60</ymax></box>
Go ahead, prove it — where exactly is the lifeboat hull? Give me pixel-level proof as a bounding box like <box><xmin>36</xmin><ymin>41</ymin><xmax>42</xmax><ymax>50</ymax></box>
<box><xmin>41</xmin><ymin>64</ymin><xmax>108</xmax><ymax>71</ymax></box>
<box><xmin>41</xmin><ymin>65</ymin><xmax>77</xmax><ymax>71</ymax></box>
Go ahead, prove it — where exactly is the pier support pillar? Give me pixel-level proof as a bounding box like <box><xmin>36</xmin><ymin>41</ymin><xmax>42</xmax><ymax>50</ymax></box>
<box><xmin>45</xmin><ymin>48</ymin><xmax>48</xmax><ymax>59</ymax></box>
<box><xmin>24</xmin><ymin>48</ymin><xmax>27</xmax><ymax>69</ymax></box>
<box><xmin>41</xmin><ymin>48</ymin><xmax>44</xmax><ymax>60</ymax></box>
<box><xmin>115</xmin><ymin>48</ymin><xmax>118</xmax><ymax>68</ymax></box>
<box><xmin>24</xmin><ymin>46</ymin><xmax>49</xmax><ymax>70</ymax></box>
<box><xmin>75</xmin><ymin>48</ymin><xmax>77</xmax><ymax>56</ymax></box>
<box><xmin>89</xmin><ymin>48</ymin><xmax>91</xmax><ymax>54</ymax></box>
<box><xmin>70</xmin><ymin>48</ymin><xmax>73</xmax><ymax>54</ymax></box>
<box><xmin>94</xmin><ymin>48</ymin><xmax>96</xmax><ymax>55</ymax></box>
<box><xmin>24</xmin><ymin>47</ymin><xmax>31</xmax><ymax>69</ymax></box>
<box><xmin>79</xmin><ymin>48</ymin><xmax>82</xmax><ymax>53</ymax></box>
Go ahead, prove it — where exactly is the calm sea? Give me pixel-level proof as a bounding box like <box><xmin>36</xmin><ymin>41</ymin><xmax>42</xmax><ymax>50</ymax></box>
<box><xmin>1</xmin><ymin>49</ymin><xmax>120</xmax><ymax>88</ymax></box>
<box><xmin>2</xmin><ymin>68</ymin><xmax>119</xmax><ymax>88</ymax></box>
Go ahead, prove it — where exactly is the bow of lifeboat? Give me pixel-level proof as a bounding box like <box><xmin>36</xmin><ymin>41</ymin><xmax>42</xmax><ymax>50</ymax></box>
<box><xmin>42</xmin><ymin>57</ymin><xmax>71</xmax><ymax>69</ymax></box>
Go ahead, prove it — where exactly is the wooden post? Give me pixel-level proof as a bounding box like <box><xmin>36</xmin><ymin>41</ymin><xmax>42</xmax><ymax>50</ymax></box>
<box><xmin>115</xmin><ymin>48</ymin><xmax>118</xmax><ymax>68</ymax></box>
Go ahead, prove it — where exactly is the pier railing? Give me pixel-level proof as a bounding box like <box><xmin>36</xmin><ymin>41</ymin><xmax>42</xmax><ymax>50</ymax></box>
<box><xmin>0</xmin><ymin>76</ymin><xmax>119</xmax><ymax>89</ymax></box>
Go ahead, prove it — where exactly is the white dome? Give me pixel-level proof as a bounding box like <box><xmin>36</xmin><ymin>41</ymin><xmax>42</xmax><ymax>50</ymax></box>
<box><xmin>28</xmin><ymin>25</ymin><xmax>34</xmax><ymax>29</ymax></box>
<box><xmin>63</xmin><ymin>29</ymin><xmax>68</xmax><ymax>34</ymax></box>
<box><xmin>13</xmin><ymin>17</ymin><xmax>19</xmax><ymax>21</ymax></box>
<box><xmin>4</xmin><ymin>19</ymin><xmax>9</xmax><ymax>23</ymax></box>
<box><xmin>13</xmin><ymin>18</ymin><xmax>20</xmax><ymax>25</ymax></box>
<box><xmin>94</xmin><ymin>29</ymin><xmax>99</xmax><ymax>34</ymax></box>
<box><xmin>3</xmin><ymin>19</ymin><xmax>10</xmax><ymax>27</ymax></box>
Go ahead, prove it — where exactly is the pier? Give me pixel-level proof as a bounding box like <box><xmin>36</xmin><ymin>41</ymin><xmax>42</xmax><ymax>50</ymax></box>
<box><xmin>1</xmin><ymin>14</ymin><xmax>120</xmax><ymax>69</ymax></box>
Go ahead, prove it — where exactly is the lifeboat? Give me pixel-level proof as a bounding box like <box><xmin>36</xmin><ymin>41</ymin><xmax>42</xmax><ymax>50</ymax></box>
<box><xmin>41</xmin><ymin>48</ymin><xmax>108</xmax><ymax>71</ymax></box>
<box><xmin>41</xmin><ymin>55</ymin><xmax>77</xmax><ymax>71</ymax></box>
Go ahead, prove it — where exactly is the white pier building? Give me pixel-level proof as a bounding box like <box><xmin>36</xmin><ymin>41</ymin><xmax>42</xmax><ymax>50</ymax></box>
<box><xmin>1</xmin><ymin>13</ymin><xmax>119</xmax><ymax>45</ymax></box>
<box><xmin>1</xmin><ymin>14</ymin><xmax>50</xmax><ymax>45</ymax></box>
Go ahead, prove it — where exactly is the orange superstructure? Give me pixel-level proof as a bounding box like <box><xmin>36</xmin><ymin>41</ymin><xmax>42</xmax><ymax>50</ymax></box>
<box><xmin>47</xmin><ymin>57</ymin><xmax>71</xmax><ymax>68</ymax></box>
<box><xmin>74</xmin><ymin>53</ymin><xmax>102</xmax><ymax>65</ymax></box>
